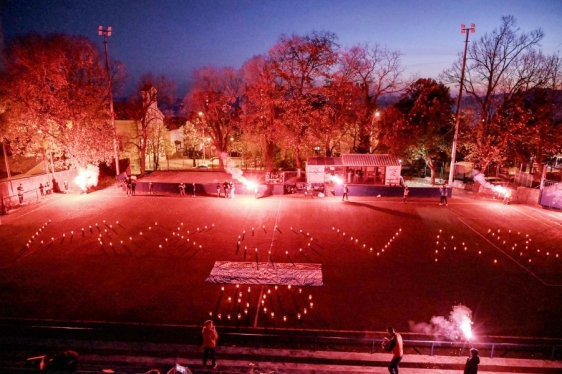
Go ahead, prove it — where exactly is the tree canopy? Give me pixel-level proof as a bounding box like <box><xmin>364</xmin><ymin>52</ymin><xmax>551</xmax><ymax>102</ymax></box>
<box><xmin>0</xmin><ymin>33</ymin><xmax>115</xmax><ymax>169</ymax></box>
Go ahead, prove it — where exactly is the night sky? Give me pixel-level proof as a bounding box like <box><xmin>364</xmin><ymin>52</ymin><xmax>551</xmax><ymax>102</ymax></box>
<box><xmin>2</xmin><ymin>0</ymin><xmax>561</xmax><ymax>95</ymax></box>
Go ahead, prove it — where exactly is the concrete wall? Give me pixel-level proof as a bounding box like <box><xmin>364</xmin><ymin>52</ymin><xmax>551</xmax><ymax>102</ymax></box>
<box><xmin>0</xmin><ymin>169</ymin><xmax>78</xmax><ymax>214</ymax></box>
<box><xmin>127</xmin><ymin>182</ymin><xmax>284</xmax><ymax>198</ymax></box>
<box><xmin>332</xmin><ymin>184</ymin><xmax>450</xmax><ymax>198</ymax></box>
<box><xmin>518</xmin><ymin>186</ymin><xmax>540</xmax><ymax>205</ymax></box>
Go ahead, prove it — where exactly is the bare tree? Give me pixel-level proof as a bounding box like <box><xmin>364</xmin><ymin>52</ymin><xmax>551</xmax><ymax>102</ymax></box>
<box><xmin>339</xmin><ymin>43</ymin><xmax>404</xmax><ymax>152</ymax></box>
<box><xmin>126</xmin><ymin>73</ymin><xmax>176</xmax><ymax>175</ymax></box>
<box><xmin>441</xmin><ymin>16</ymin><xmax>547</xmax><ymax>169</ymax></box>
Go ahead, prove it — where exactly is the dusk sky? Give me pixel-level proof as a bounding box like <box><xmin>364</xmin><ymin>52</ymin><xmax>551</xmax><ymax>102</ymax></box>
<box><xmin>2</xmin><ymin>0</ymin><xmax>561</xmax><ymax>96</ymax></box>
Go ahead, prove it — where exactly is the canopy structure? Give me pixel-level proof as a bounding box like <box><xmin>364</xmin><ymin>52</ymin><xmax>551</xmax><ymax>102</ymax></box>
<box><xmin>306</xmin><ymin>154</ymin><xmax>402</xmax><ymax>186</ymax></box>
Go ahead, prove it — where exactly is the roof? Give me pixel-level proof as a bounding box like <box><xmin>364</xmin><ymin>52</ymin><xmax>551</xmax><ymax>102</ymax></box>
<box><xmin>341</xmin><ymin>154</ymin><xmax>401</xmax><ymax>167</ymax></box>
<box><xmin>306</xmin><ymin>154</ymin><xmax>401</xmax><ymax>167</ymax></box>
<box><xmin>306</xmin><ymin>157</ymin><xmax>342</xmax><ymax>166</ymax></box>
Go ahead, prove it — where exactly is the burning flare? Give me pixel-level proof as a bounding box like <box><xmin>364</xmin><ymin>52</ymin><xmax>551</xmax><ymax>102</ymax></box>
<box><xmin>74</xmin><ymin>165</ymin><xmax>99</xmax><ymax>193</ymax></box>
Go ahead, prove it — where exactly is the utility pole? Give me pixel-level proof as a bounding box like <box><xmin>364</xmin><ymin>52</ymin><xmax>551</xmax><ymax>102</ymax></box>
<box><xmin>98</xmin><ymin>26</ymin><xmax>120</xmax><ymax>176</ymax></box>
<box><xmin>448</xmin><ymin>23</ymin><xmax>475</xmax><ymax>186</ymax></box>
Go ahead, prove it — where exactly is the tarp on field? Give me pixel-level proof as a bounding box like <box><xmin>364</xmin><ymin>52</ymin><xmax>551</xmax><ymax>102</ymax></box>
<box><xmin>206</xmin><ymin>261</ymin><xmax>323</xmax><ymax>286</ymax></box>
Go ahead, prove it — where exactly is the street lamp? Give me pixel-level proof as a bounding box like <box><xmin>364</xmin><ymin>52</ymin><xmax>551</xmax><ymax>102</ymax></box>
<box><xmin>198</xmin><ymin>112</ymin><xmax>206</xmax><ymax>162</ymax></box>
<box><xmin>370</xmin><ymin>110</ymin><xmax>380</xmax><ymax>154</ymax></box>
<box><xmin>98</xmin><ymin>26</ymin><xmax>120</xmax><ymax>176</ymax></box>
<box><xmin>448</xmin><ymin>23</ymin><xmax>475</xmax><ymax>186</ymax></box>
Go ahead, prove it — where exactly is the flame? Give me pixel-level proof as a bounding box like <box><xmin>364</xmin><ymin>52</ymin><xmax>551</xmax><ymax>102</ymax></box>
<box><xmin>330</xmin><ymin>175</ymin><xmax>344</xmax><ymax>185</ymax></box>
<box><xmin>74</xmin><ymin>164</ymin><xmax>99</xmax><ymax>192</ymax></box>
<box><xmin>460</xmin><ymin>315</ymin><xmax>473</xmax><ymax>340</ymax></box>
<box><xmin>244</xmin><ymin>180</ymin><xmax>257</xmax><ymax>190</ymax></box>
<box><xmin>494</xmin><ymin>185</ymin><xmax>505</xmax><ymax>194</ymax></box>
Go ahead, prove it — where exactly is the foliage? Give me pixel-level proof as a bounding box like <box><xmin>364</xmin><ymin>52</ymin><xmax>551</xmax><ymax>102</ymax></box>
<box><xmin>240</xmin><ymin>55</ymin><xmax>284</xmax><ymax>170</ymax></box>
<box><xmin>379</xmin><ymin>78</ymin><xmax>454</xmax><ymax>184</ymax></box>
<box><xmin>0</xmin><ymin>33</ymin><xmax>115</xmax><ymax>169</ymax></box>
<box><xmin>184</xmin><ymin>66</ymin><xmax>241</xmax><ymax>170</ymax></box>
<box><xmin>265</xmin><ymin>31</ymin><xmax>339</xmax><ymax>167</ymax></box>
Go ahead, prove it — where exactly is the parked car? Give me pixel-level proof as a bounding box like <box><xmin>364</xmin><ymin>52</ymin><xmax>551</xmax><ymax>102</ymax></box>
<box><xmin>195</xmin><ymin>164</ymin><xmax>209</xmax><ymax>169</ymax></box>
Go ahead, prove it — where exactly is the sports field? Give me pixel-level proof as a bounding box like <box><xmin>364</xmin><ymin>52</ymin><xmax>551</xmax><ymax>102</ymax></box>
<box><xmin>1</xmin><ymin>185</ymin><xmax>561</xmax><ymax>340</ymax></box>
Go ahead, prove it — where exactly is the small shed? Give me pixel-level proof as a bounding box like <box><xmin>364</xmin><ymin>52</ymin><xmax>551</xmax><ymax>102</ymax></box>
<box><xmin>306</xmin><ymin>154</ymin><xmax>402</xmax><ymax>186</ymax></box>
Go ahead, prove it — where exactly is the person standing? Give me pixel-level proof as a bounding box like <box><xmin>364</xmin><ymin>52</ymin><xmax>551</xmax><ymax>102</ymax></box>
<box><xmin>223</xmin><ymin>181</ymin><xmax>229</xmax><ymax>199</ymax></box>
<box><xmin>131</xmin><ymin>179</ymin><xmax>136</xmax><ymax>196</ymax></box>
<box><xmin>382</xmin><ymin>326</ymin><xmax>403</xmax><ymax>374</ymax></box>
<box><xmin>125</xmin><ymin>178</ymin><xmax>132</xmax><ymax>197</ymax></box>
<box><xmin>39</xmin><ymin>183</ymin><xmax>44</xmax><ymax>196</ymax></box>
<box><xmin>230</xmin><ymin>181</ymin><xmax>235</xmax><ymax>199</ymax></box>
<box><xmin>202</xmin><ymin>320</ymin><xmax>218</xmax><ymax>369</ymax></box>
<box><xmin>148</xmin><ymin>181</ymin><xmax>153</xmax><ymax>195</ymax></box>
<box><xmin>342</xmin><ymin>184</ymin><xmax>349</xmax><ymax>202</ymax></box>
<box><xmin>216</xmin><ymin>183</ymin><xmax>221</xmax><ymax>198</ymax></box>
<box><xmin>192</xmin><ymin>182</ymin><xmax>196</xmax><ymax>197</ymax></box>
<box><xmin>17</xmin><ymin>183</ymin><xmax>24</xmax><ymax>205</ymax></box>
<box><xmin>179</xmin><ymin>182</ymin><xmax>185</xmax><ymax>197</ymax></box>
<box><xmin>503</xmin><ymin>189</ymin><xmax>512</xmax><ymax>205</ymax></box>
<box><xmin>403</xmin><ymin>186</ymin><xmax>409</xmax><ymax>203</ymax></box>
<box><xmin>464</xmin><ymin>348</ymin><xmax>480</xmax><ymax>374</ymax></box>
<box><xmin>440</xmin><ymin>184</ymin><xmax>448</xmax><ymax>205</ymax></box>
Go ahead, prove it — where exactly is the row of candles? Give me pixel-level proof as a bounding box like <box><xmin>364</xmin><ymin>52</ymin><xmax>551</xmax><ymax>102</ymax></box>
<box><xmin>211</xmin><ymin>284</ymin><xmax>314</xmax><ymax>322</ymax></box>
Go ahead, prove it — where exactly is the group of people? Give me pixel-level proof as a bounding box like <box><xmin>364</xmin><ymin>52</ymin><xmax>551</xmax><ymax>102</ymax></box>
<box><xmin>401</xmin><ymin>183</ymin><xmax>449</xmax><ymax>205</ymax></box>
<box><xmin>178</xmin><ymin>182</ymin><xmax>196</xmax><ymax>197</ymax></box>
<box><xmin>38</xmin><ymin>181</ymin><xmax>53</xmax><ymax>196</ymax></box>
<box><xmin>124</xmin><ymin>177</ymin><xmax>137</xmax><ymax>196</ymax></box>
<box><xmin>216</xmin><ymin>181</ymin><xmax>235</xmax><ymax>199</ymax></box>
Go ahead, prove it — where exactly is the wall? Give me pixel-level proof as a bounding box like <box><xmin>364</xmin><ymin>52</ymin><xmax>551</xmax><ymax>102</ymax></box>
<box><xmin>1</xmin><ymin>169</ymin><xmax>78</xmax><ymax>214</ymax></box>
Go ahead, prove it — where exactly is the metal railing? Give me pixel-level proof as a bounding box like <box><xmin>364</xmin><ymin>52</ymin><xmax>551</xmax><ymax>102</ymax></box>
<box><xmin>217</xmin><ymin>332</ymin><xmax>561</xmax><ymax>361</ymax></box>
<box><xmin>1</xmin><ymin>189</ymin><xmax>43</xmax><ymax>214</ymax></box>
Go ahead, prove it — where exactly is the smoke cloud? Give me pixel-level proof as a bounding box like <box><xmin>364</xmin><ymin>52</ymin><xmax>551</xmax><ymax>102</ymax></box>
<box><xmin>222</xmin><ymin>152</ymin><xmax>249</xmax><ymax>184</ymax></box>
<box><xmin>409</xmin><ymin>304</ymin><xmax>474</xmax><ymax>340</ymax></box>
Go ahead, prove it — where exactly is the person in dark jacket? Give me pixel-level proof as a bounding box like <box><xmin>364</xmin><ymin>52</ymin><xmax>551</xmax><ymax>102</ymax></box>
<box><xmin>464</xmin><ymin>348</ymin><xmax>480</xmax><ymax>374</ymax></box>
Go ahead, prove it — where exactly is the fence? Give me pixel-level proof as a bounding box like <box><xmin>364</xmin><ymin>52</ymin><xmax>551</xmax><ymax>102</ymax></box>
<box><xmin>215</xmin><ymin>332</ymin><xmax>561</xmax><ymax>361</ymax></box>
<box><xmin>1</xmin><ymin>188</ymin><xmax>42</xmax><ymax>214</ymax></box>
<box><xmin>540</xmin><ymin>180</ymin><xmax>562</xmax><ymax>209</ymax></box>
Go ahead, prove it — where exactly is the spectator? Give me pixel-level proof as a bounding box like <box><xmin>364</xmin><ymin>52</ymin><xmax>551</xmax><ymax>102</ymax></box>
<box><xmin>17</xmin><ymin>183</ymin><xmax>24</xmax><ymax>205</ymax></box>
<box><xmin>202</xmin><ymin>320</ymin><xmax>218</xmax><ymax>369</ymax></box>
<box><xmin>382</xmin><ymin>326</ymin><xmax>403</xmax><ymax>374</ymax></box>
<box><xmin>464</xmin><ymin>348</ymin><xmax>480</xmax><ymax>374</ymax></box>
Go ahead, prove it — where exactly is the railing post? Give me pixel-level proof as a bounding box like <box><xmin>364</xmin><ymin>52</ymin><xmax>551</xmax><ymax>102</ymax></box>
<box><xmin>490</xmin><ymin>344</ymin><xmax>495</xmax><ymax>358</ymax></box>
<box><xmin>313</xmin><ymin>336</ymin><xmax>316</xmax><ymax>351</ymax></box>
<box><xmin>430</xmin><ymin>342</ymin><xmax>434</xmax><ymax>356</ymax></box>
<box><xmin>371</xmin><ymin>339</ymin><xmax>375</xmax><ymax>354</ymax></box>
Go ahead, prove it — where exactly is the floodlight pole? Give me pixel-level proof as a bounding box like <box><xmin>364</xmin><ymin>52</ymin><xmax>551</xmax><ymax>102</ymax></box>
<box><xmin>2</xmin><ymin>141</ymin><xmax>13</xmax><ymax>193</ymax></box>
<box><xmin>98</xmin><ymin>26</ymin><xmax>120</xmax><ymax>176</ymax></box>
<box><xmin>448</xmin><ymin>23</ymin><xmax>475</xmax><ymax>186</ymax></box>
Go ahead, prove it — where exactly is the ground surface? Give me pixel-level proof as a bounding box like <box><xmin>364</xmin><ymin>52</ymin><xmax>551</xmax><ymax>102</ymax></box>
<box><xmin>1</xmin><ymin>175</ymin><xmax>562</xmax><ymax>342</ymax></box>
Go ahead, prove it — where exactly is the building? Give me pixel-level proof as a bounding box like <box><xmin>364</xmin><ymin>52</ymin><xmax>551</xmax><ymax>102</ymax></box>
<box><xmin>306</xmin><ymin>154</ymin><xmax>402</xmax><ymax>186</ymax></box>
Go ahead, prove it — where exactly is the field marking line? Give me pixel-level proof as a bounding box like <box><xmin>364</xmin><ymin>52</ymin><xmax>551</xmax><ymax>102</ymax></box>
<box><xmin>254</xmin><ymin>286</ymin><xmax>264</xmax><ymax>328</ymax></box>
<box><xmin>253</xmin><ymin>200</ymin><xmax>283</xmax><ymax>328</ymax></box>
<box><xmin>457</xmin><ymin>217</ymin><xmax>562</xmax><ymax>287</ymax></box>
